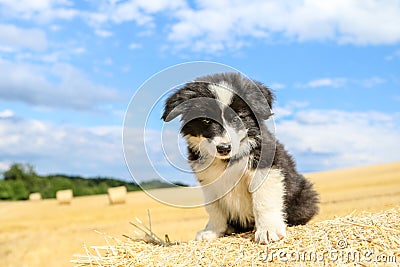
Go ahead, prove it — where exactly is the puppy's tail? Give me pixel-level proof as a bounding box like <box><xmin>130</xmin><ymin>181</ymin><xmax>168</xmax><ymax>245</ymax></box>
<box><xmin>285</xmin><ymin>177</ymin><xmax>319</xmax><ymax>226</ymax></box>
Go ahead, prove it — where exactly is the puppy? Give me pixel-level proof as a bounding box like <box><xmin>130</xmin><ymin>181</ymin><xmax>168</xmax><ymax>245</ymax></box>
<box><xmin>162</xmin><ymin>72</ymin><xmax>318</xmax><ymax>244</ymax></box>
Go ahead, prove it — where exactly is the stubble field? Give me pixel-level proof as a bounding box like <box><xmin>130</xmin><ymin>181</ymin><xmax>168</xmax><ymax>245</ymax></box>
<box><xmin>1</xmin><ymin>162</ymin><xmax>399</xmax><ymax>267</ymax></box>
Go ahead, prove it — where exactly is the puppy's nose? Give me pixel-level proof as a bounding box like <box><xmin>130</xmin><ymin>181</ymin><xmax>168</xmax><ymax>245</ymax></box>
<box><xmin>216</xmin><ymin>143</ymin><xmax>231</xmax><ymax>155</ymax></box>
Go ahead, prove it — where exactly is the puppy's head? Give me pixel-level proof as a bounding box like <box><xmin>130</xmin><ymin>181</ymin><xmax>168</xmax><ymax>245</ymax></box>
<box><xmin>162</xmin><ymin>72</ymin><xmax>274</xmax><ymax>161</ymax></box>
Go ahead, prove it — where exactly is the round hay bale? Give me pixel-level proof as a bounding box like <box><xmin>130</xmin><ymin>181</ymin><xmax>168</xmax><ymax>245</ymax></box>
<box><xmin>29</xmin><ymin>192</ymin><xmax>42</xmax><ymax>201</ymax></box>
<box><xmin>107</xmin><ymin>186</ymin><xmax>127</xmax><ymax>205</ymax></box>
<box><xmin>56</xmin><ymin>189</ymin><xmax>73</xmax><ymax>204</ymax></box>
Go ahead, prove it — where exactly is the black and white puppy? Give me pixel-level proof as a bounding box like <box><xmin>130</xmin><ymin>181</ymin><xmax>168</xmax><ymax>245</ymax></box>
<box><xmin>162</xmin><ymin>72</ymin><xmax>318</xmax><ymax>244</ymax></box>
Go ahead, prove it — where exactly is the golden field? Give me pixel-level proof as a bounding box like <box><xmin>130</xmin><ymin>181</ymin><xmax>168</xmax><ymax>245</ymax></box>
<box><xmin>1</xmin><ymin>162</ymin><xmax>399</xmax><ymax>267</ymax></box>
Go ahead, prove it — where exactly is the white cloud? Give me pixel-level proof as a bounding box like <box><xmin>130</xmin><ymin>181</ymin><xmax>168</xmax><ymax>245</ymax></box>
<box><xmin>9</xmin><ymin>44</ymin><xmax>87</xmax><ymax>63</ymax></box>
<box><xmin>109</xmin><ymin>0</ymin><xmax>186</xmax><ymax>24</ymax></box>
<box><xmin>40</xmin><ymin>52</ymin><xmax>61</xmax><ymax>63</ymax></box>
<box><xmin>0</xmin><ymin>24</ymin><xmax>47</xmax><ymax>51</ymax></box>
<box><xmin>0</xmin><ymin>0</ymin><xmax>77</xmax><ymax>22</ymax></box>
<box><xmin>0</xmin><ymin>45</ymin><xmax>15</xmax><ymax>53</ymax></box>
<box><xmin>128</xmin><ymin>42</ymin><xmax>142</xmax><ymax>50</ymax></box>
<box><xmin>269</xmin><ymin>83</ymin><xmax>286</xmax><ymax>90</ymax></box>
<box><xmin>0</xmin><ymin>60</ymin><xmax>121</xmax><ymax>110</ymax></box>
<box><xmin>123</xmin><ymin>126</ymin><xmax>194</xmax><ymax>184</ymax></box>
<box><xmin>299</xmin><ymin>76</ymin><xmax>385</xmax><ymax>89</ymax></box>
<box><xmin>41</xmin><ymin>7</ymin><xmax>77</xmax><ymax>21</ymax></box>
<box><xmin>385</xmin><ymin>49</ymin><xmax>400</xmax><ymax>61</ymax></box>
<box><xmin>167</xmin><ymin>0</ymin><xmax>400</xmax><ymax>52</ymax></box>
<box><xmin>359</xmin><ymin>76</ymin><xmax>386</xmax><ymax>88</ymax></box>
<box><xmin>303</xmin><ymin>78</ymin><xmax>348</xmax><ymax>88</ymax></box>
<box><xmin>72</xmin><ymin>47</ymin><xmax>85</xmax><ymax>54</ymax></box>
<box><xmin>275</xmin><ymin>108</ymin><xmax>400</xmax><ymax>171</ymax></box>
<box><xmin>95</xmin><ymin>29</ymin><xmax>113</xmax><ymax>38</ymax></box>
<box><xmin>49</xmin><ymin>24</ymin><xmax>61</xmax><ymax>31</ymax></box>
<box><xmin>103</xmin><ymin>57</ymin><xmax>113</xmax><ymax>65</ymax></box>
<box><xmin>82</xmin><ymin>0</ymin><xmax>188</xmax><ymax>46</ymax></box>
<box><xmin>86</xmin><ymin>0</ymin><xmax>187</xmax><ymax>28</ymax></box>
<box><xmin>0</xmin><ymin>109</ymin><xmax>14</xmax><ymax>118</ymax></box>
<box><xmin>273</xmin><ymin>101</ymin><xmax>309</xmax><ymax>120</ymax></box>
<box><xmin>134</xmin><ymin>0</ymin><xmax>186</xmax><ymax>13</ymax></box>
<box><xmin>0</xmin><ymin>161</ymin><xmax>10</xmax><ymax>171</ymax></box>
<box><xmin>0</xmin><ymin>111</ymin><xmax>128</xmax><ymax>178</ymax></box>
<box><xmin>0</xmin><ymin>110</ymin><xmax>191</xmax><ymax>181</ymax></box>
<box><xmin>107</xmin><ymin>2</ymin><xmax>153</xmax><ymax>25</ymax></box>
<box><xmin>3</xmin><ymin>0</ymin><xmax>399</xmax><ymax>54</ymax></box>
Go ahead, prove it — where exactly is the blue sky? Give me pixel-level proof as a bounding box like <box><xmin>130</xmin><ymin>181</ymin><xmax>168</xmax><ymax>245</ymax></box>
<box><xmin>0</xmin><ymin>0</ymin><xmax>399</xmax><ymax>184</ymax></box>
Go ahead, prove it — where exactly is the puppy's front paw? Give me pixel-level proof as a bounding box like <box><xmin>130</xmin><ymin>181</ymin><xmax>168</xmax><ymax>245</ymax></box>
<box><xmin>255</xmin><ymin>222</ymin><xmax>286</xmax><ymax>244</ymax></box>
<box><xmin>195</xmin><ymin>229</ymin><xmax>222</xmax><ymax>241</ymax></box>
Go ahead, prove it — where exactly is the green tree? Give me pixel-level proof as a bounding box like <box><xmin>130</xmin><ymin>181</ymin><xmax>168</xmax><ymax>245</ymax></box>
<box><xmin>3</xmin><ymin>163</ymin><xmax>36</xmax><ymax>181</ymax></box>
<box><xmin>0</xmin><ymin>162</ymin><xmax>181</xmax><ymax>201</ymax></box>
<box><xmin>8</xmin><ymin>180</ymin><xmax>29</xmax><ymax>200</ymax></box>
<box><xmin>0</xmin><ymin>181</ymin><xmax>13</xmax><ymax>200</ymax></box>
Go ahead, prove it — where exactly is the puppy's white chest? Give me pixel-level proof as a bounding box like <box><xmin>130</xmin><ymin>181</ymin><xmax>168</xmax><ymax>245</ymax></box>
<box><xmin>190</xmin><ymin>157</ymin><xmax>228</xmax><ymax>185</ymax></box>
<box><xmin>192</xmin><ymin>157</ymin><xmax>254</xmax><ymax>225</ymax></box>
<box><xmin>218</xmin><ymin>176</ymin><xmax>254</xmax><ymax>224</ymax></box>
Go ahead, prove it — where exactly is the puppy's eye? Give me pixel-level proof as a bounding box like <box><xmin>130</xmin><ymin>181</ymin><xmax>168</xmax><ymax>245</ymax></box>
<box><xmin>202</xmin><ymin>118</ymin><xmax>211</xmax><ymax>124</ymax></box>
<box><xmin>232</xmin><ymin>116</ymin><xmax>240</xmax><ymax>123</ymax></box>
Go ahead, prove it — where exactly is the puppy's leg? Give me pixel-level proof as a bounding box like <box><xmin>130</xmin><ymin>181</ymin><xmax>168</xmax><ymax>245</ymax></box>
<box><xmin>196</xmin><ymin>201</ymin><xmax>228</xmax><ymax>241</ymax></box>
<box><xmin>250</xmin><ymin>169</ymin><xmax>286</xmax><ymax>244</ymax></box>
<box><xmin>285</xmin><ymin>176</ymin><xmax>319</xmax><ymax>226</ymax></box>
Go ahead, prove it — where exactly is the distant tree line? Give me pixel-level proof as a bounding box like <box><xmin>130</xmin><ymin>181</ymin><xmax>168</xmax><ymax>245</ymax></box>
<box><xmin>0</xmin><ymin>163</ymin><xmax>186</xmax><ymax>200</ymax></box>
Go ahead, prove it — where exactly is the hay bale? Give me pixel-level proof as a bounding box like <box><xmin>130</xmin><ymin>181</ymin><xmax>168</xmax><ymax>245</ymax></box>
<box><xmin>72</xmin><ymin>207</ymin><xmax>400</xmax><ymax>266</ymax></box>
<box><xmin>107</xmin><ymin>186</ymin><xmax>127</xmax><ymax>205</ymax></box>
<box><xmin>56</xmin><ymin>189</ymin><xmax>73</xmax><ymax>204</ymax></box>
<box><xmin>28</xmin><ymin>192</ymin><xmax>42</xmax><ymax>201</ymax></box>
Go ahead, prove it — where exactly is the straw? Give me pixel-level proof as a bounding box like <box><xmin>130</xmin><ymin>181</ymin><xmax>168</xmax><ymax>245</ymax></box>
<box><xmin>72</xmin><ymin>207</ymin><xmax>400</xmax><ymax>266</ymax></box>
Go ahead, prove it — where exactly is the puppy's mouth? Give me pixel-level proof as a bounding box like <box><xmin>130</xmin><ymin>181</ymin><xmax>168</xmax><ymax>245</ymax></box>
<box><xmin>216</xmin><ymin>154</ymin><xmax>231</xmax><ymax>160</ymax></box>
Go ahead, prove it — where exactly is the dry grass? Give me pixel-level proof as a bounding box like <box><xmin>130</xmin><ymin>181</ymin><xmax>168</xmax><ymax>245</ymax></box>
<box><xmin>72</xmin><ymin>208</ymin><xmax>400</xmax><ymax>266</ymax></box>
<box><xmin>1</xmin><ymin>162</ymin><xmax>400</xmax><ymax>267</ymax></box>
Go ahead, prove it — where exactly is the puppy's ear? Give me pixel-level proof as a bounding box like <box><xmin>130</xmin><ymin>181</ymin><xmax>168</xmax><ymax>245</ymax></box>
<box><xmin>252</xmin><ymin>82</ymin><xmax>275</xmax><ymax>120</ymax></box>
<box><xmin>162</xmin><ymin>84</ymin><xmax>198</xmax><ymax>122</ymax></box>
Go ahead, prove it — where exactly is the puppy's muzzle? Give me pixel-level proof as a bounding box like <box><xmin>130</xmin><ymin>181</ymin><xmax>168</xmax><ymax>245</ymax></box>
<box><xmin>216</xmin><ymin>143</ymin><xmax>231</xmax><ymax>156</ymax></box>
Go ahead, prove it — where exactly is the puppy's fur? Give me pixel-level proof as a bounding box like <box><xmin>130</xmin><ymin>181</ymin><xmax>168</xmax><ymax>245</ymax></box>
<box><xmin>162</xmin><ymin>72</ymin><xmax>318</xmax><ymax>244</ymax></box>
